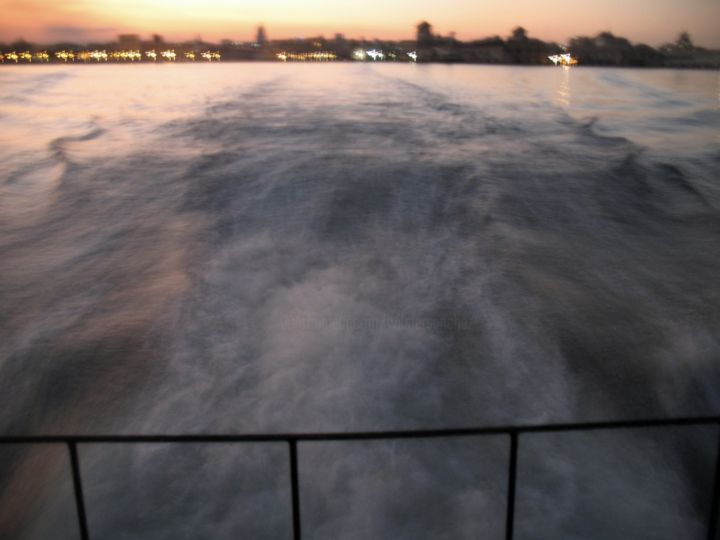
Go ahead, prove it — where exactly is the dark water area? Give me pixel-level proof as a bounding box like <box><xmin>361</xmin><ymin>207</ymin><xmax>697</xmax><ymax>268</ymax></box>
<box><xmin>0</xmin><ymin>64</ymin><xmax>719</xmax><ymax>539</ymax></box>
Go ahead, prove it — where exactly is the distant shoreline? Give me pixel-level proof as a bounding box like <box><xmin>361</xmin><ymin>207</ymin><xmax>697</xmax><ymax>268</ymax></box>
<box><xmin>3</xmin><ymin>27</ymin><xmax>718</xmax><ymax>69</ymax></box>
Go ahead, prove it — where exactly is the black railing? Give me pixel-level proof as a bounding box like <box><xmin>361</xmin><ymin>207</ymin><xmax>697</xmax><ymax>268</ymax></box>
<box><xmin>2</xmin><ymin>415</ymin><xmax>720</xmax><ymax>540</ymax></box>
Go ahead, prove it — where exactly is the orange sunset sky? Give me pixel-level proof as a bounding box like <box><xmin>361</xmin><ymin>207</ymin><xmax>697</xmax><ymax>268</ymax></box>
<box><xmin>1</xmin><ymin>0</ymin><xmax>719</xmax><ymax>47</ymax></box>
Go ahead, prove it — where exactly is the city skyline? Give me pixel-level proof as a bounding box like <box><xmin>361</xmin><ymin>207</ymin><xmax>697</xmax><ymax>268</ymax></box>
<box><xmin>1</xmin><ymin>0</ymin><xmax>719</xmax><ymax>48</ymax></box>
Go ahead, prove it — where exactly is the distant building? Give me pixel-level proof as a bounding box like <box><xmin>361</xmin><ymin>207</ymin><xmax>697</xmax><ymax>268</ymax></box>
<box><xmin>10</xmin><ymin>39</ymin><xmax>35</xmax><ymax>52</ymax></box>
<box><xmin>417</xmin><ymin>21</ymin><xmax>446</xmax><ymax>62</ymax></box>
<box><xmin>660</xmin><ymin>32</ymin><xmax>720</xmax><ymax>68</ymax></box>
<box><xmin>461</xmin><ymin>37</ymin><xmax>506</xmax><ymax>63</ymax></box>
<box><xmin>333</xmin><ymin>33</ymin><xmax>352</xmax><ymax>59</ymax></box>
<box><xmin>256</xmin><ymin>26</ymin><xmax>268</xmax><ymax>47</ymax></box>
<box><xmin>416</xmin><ymin>21</ymin><xmax>434</xmax><ymax>49</ymax></box>
<box><xmin>414</xmin><ymin>23</ymin><xmax>559</xmax><ymax>64</ymax></box>
<box><xmin>117</xmin><ymin>34</ymin><xmax>141</xmax><ymax>50</ymax></box>
<box><xmin>570</xmin><ymin>32</ymin><xmax>664</xmax><ymax>66</ymax></box>
<box><xmin>504</xmin><ymin>27</ymin><xmax>554</xmax><ymax>64</ymax></box>
<box><xmin>511</xmin><ymin>27</ymin><xmax>527</xmax><ymax>41</ymax></box>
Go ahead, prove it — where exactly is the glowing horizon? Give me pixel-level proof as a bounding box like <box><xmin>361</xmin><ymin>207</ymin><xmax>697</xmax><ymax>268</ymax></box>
<box><xmin>1</xmin><ymin>0</ymin><xmax>719</xmax><ymax>48</ymax></box>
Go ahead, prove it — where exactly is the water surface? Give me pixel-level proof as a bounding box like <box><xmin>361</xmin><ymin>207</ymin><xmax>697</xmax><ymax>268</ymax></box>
<box><xmin>1</xmin><ymin>63</ymin><xmax>719</xmax><ymax>539</ymax></box>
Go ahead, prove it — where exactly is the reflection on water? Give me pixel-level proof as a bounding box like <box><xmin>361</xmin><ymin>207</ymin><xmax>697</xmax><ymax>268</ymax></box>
<box><xmin>555</xmin><ymin>65</ymin><xmax>572</xmax><ymax>107</ymax></box>
<box><xmin>0</xmin><ymin>64</ymin><xmax>719</xmax><ymax>539</ymax></box>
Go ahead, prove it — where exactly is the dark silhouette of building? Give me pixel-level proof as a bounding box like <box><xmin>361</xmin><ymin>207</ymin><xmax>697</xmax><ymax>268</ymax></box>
<box><xmin>504</xmin><ymin>27</ymin><xmax>555</xmax><ymax>64</ymax></box>
<box><xmin>416</xmin><ymin>21</ymin><xmax>436</xmax><ymax>61</ymax></box>
<box><xmin>333</xmin><ymin>33</ymin><xmax>351</xmax><ymax>59</ymax></box>
<box><xmin>461</xmin><ymin>37</ymin><xmax>506</xmax><ymax>63</ymax></box>
<box><xmin>118</xmin><ymin>34</ymin><xmax>141</xmax><ymax>50</ymax></box>
<box><xmin>675</xmin><ymin>32</ymin><xmax>693</xmax><ymax>50</ymax></box>
<box><xmin>417</xmin><ymin>21</ymin><xmax>433</xmax><ymax>46</ymax></box>
<box><xmin>660</xmin><ymin>32</ymin><xmax>720</xmax><ymax>68</ymax></box>
<box><xmin>416</xmin><ymin>21</ymin><xmax>463</xmax><ymax>62</ymax></box>
<box><xmin>511</xmin><ymin>26</ymin><xmax>527</xmax><ymax>41</ymax></box>
<box><xmin>256</xmin><ymin>25</ymin><xmax>268</xmax><ymax>47</ymax></box>
<box><xmin>569</xmin><ymin>31</ymin><xmax>664</xmax><ymax>66</ymax></box>
<box><xmin>415</xmin><ymin>23</ymin><xmax>560</xmax><ymax>64</ymax></box>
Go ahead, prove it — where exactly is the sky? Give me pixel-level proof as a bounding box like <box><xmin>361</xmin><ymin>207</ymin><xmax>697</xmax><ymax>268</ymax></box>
<box><xmin>1</xmin><ymin>0</ymin><xmax>719</xmax><ymax>47</ymax></box>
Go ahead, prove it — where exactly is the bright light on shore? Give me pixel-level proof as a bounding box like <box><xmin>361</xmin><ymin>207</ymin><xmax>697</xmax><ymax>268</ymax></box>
<box><xmin>88</xmin><ymin>50</ymin><xmax>108</xmax><ymax>61</ymax></box>
<box><xmin>55</xmin><ymin>50</ymin><xmax>75</xmax><ymax>62</ymax></box>
<box><xmin>366</xmin><ymin>49</ymin><xmax>384</xmax><ymax>60</ymax></box>
<box><xmin>549</xmin><ymin>53</ymin><xmax>578</xmax><ymax>65</ymax></box>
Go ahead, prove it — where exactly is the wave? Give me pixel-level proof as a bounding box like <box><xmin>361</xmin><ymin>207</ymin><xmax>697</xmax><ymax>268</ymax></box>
<box><xmin>48</xmin><ymin>126</ymin><xmax>106</xmax><ymax>165</ymax></box>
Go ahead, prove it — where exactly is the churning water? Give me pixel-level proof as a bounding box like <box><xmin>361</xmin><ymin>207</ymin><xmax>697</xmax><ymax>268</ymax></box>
<box><xmin>0</xmin><ymin>64</ymin><xmax>719</xmax><ymax>539</ymax></box>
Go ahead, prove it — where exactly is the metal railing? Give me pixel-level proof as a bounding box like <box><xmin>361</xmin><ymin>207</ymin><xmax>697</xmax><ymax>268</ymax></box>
<box><xmin>2</xmin><ymin>415</ymin><xmax>720</xmax><ymax>540</ymax></box>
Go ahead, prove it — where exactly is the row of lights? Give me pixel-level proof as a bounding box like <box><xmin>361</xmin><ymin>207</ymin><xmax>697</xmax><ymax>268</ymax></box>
<box><xmin>0</xmin><ymin>50</ymin><xmax>222</xmax><ymax>63</ymax></box>
<box><xmin>0</xmin><ymin>48</ymin><xmax>424</xmax><ymax>64</ymax></box>
<box><xmin>276</xmin><ymin>51</ymin><xmax>337</xmax><ymax>62</ymax></box>
<box><xmin>352</xmin><ymin>49</ymin><xmax>417</xmax><ymax>62</ymax></box>
<box><xmin>0</xmin><ymin>51</ymin><xmax>47</xmax><ymax>62</ymax></box>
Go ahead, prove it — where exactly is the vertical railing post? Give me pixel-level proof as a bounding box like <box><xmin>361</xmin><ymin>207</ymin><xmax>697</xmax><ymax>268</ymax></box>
<box><xmin>708</xmin><ymin>424</ymin><xmax>720</xmax><ymax>540</ymax></box>
<box><xmin>505</xmin><ymin>431</ymin><xmax>518</xmax><ymax>540</ymax></box>
<box><xmin>68</xmin><ymin>441</ymin><xmax>90</xmax><ymax>540</ymax></box>
<box><xmin>289</xmin><ymin>439</ymin><xmax>302</xmax><ymax>540</ymax></box>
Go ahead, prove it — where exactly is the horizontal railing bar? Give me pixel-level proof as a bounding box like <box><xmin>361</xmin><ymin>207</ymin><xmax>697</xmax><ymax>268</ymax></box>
<box><xmin>1</xmin><ymin>415</ymin><xmax>719</xmax><ymax>444</ymax></box>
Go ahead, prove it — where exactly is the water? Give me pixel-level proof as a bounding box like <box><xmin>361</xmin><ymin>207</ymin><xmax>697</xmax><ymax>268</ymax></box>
<box><xmin>0</xmin><ymin>64</ymin><xmax>719</xmax><ymax>539</ymax></box>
